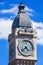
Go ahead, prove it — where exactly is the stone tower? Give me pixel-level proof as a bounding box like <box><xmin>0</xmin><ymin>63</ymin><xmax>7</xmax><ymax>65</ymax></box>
<box><xmin>8</xmin><ymin>3</ymin><xmax>37</xmax><ymax>65</ymax></box>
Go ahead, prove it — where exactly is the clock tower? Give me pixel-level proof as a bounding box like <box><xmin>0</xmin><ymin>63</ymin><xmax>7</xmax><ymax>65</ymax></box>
<box><xmin>8</xmin><ymin>3</ymin><xmax>37</xmax><ymax>65</ymax></box>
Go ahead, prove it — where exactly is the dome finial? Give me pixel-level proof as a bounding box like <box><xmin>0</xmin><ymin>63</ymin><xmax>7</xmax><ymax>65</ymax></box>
<box><xmin>18</xmin><ymin>3</ymin><xmax>25</xmax><ymax>13</ymax></box>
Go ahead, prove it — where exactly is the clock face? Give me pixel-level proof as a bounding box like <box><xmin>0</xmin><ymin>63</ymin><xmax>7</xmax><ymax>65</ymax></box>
<box><xmin>18</xmin><ymin>40</ymin><xmax>33</xmax><ymax>56</ymax></box>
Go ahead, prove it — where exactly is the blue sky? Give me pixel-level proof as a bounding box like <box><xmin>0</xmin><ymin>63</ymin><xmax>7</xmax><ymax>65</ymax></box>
<box><xmin>0</xmin><ymin>0</ymin><xmax>43</xmax><ymax>65</ymax></box>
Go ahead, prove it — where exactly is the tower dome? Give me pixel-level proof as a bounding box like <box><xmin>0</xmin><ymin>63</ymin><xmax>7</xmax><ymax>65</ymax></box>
<box><xmin>12</xmin><ymin>3</ymin><xmax>32</xmax><ymax>30</ymax></box>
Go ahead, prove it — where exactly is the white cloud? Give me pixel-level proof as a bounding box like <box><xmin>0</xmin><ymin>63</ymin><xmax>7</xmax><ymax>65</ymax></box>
<box><xmin>0</xmin><ymin>5</ymin><xmax>18</xmax><ymax>15</ymax></box>
<box><xmin>0</xmin><ymin>18</ymin><xmax>43</xmax><ymax>45</ymax></box>
<box><xmin>0</xmin><ymin>18</ymin><xmax>13</xmax><ymax>39</ymax></box>
<box><xmin>25</xmin><ymin>6</ymin><xmax>34</xmax><ymax>12</ymax></box>
<box><xmin>32</xmin><ymin>20</ymin><xmax>43</xmax><ymax>45</ymax></box>
<box><xmin>0</xmin><ymin>4</ymin><xmax>34</xmax><ymax>16</ymax></box>
<box><xmin>26</xmin><ymin>12</ymin><xmax>33</xmax><ymax>16</ymax></box>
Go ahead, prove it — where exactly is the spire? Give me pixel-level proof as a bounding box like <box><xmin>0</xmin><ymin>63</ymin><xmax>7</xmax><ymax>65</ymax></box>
<box><xmin>18</xmin><ymin>3</ymin><xmax>25</xmax><ymax>13</ymax></box>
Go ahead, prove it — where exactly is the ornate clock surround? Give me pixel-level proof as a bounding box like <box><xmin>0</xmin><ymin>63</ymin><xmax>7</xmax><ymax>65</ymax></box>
<box><xmin>17</xmin><ymin>39</ymin><xmax>34</xmax><ymax>57</ymax></box>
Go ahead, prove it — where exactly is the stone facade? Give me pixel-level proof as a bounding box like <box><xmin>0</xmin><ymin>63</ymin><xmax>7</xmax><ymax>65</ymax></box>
<box><xmin>8</xmin><ymin>3</ymin><xmax>37</xmax><ymax>65</ymax></box>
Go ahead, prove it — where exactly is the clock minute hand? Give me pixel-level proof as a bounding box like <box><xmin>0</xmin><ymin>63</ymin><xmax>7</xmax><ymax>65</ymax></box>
<box><xmin>21</xmin><ymin>47</ymin><xmax>25</xmax><ymax>51</ymax></box>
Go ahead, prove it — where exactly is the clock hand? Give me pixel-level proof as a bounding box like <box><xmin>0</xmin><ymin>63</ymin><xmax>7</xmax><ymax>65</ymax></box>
<box><xmin>21</xmin><ymin>46</ymin><xmax>29</xmax><ymax>51</ymax></box>
<box><xmin>25</xmin><ymin>46</ymin><xmax>29</xmax><ymax>51</ymax></box>
<box><xmin>21</xmin><ymin>47</ymin><xmax>25</xmax><ymax>51</ymax></box>
<box><xmin>27</xmin><ymin>48</ymin><xmax>29</xmax><ymax>51</ymax></box>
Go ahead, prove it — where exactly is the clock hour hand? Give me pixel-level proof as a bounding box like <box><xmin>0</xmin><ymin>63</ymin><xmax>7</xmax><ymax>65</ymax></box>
<box><xmin>25</xmin><ymin>46</ymin><xmax>29</xmax><ymax>51</ymax></box>
<box><xmin>21</xmin><ymin>46</ymin><xmax>29</xmax><ymax>51</ymax></box>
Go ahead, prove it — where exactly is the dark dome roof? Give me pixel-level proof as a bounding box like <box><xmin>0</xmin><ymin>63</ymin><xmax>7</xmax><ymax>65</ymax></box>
<box><xmin>12</xmin><ymin>14</ymin><xmax>19</xmax><ymax>29</ymax></box>
<box><xmin>12</xmin><ymin>3</ymin><xmax>32</xmax><ymax>30</ymax></box>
